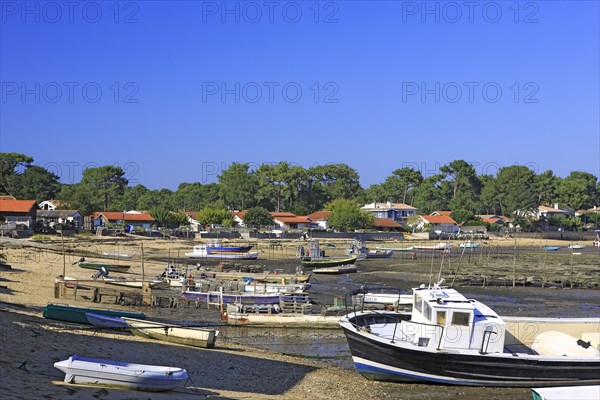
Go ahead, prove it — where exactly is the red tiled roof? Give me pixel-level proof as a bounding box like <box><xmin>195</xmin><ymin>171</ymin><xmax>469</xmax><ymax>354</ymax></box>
<box><xmin>232</xmin><ymin>210</ymin><xmax>248</xmax><ymax>219</ymax></box>
<box><xmin>270</xmin><ymin>212</ymin><xmax>297</xmax><ymax>218</ymax></box>
<box><xmin>373</xmin><ymin>218</ymin><xmax>401</xmax><ymax>228</ymax></box>
<box><xmin>0</xmin><ymin>199</ymin><xmax>37</xmax><ymax>213</ymax></box>
<box><xmin>432</xmin><ymin>211</ymin><xmax>452</xmax><ymax>217</ymax></box>
<box><xmin>307</xmin><ymin>211</ymin><xmax>331</xmax><ymax>220</ymax></box>
<box><xmin>94</xmin><ymin>211</ymin><xmax>155</xmax><ymax>222</ymax></box>
<box><xmin>421</xmin><ymin>215</ymin><xmax>457</xmax><ymax>225</ymax></box>
<box><xmin>275</xmin><ymin>216</ymin><xmax>314</xmax><ymax>224</ymax></box>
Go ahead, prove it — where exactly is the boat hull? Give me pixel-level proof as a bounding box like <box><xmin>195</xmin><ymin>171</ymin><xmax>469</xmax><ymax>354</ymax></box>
<box><xmin>313</xmin><ymin>265</ymin><xmax>358</xmax><ymax>274</ymax></box>
<box><xmin>302</xmin><ymin>256</ymin><xmax>357</xmax><ymax>268</ymax></box>
<box><xmin>123</xmin><ymin>318</ymin><xmax>218</xmax><ymax>349</ymax></box>
<box><xmin>54</xmin><ymin>355</ymin><xmax>188</xmax><ymax>392</ymax></box>
<box><xmin>207</xmin><ymin>245</ymin><xmax>254</xmax><ymax>253</ymax></box>
<box><xmin>85</xmin><ymin>313</ymin><xmax>127</xmax><ymax>329</ymax></box>
<box><xmin>43</xmin><ymin>304</ymin><xmax>146</xmax><ymax>325</ymax></box>
<box><xmin>340</xmin><ymin>315</ymin><xmax>600</xmax><ymax>387</ymax></box>
<box><xmin>365</xmin><ymin>250</ymin><xmax>394</xmax><ymax>258</ymax></box>
<box><xmin>185</xmin><ymin>251</ymin><xmax>259</xmax><ymax>260</ymax></box>
<box><xmin>78</xmin><ymin>262</ymin><xmax>131</xmax><ymax>272</ymax></box>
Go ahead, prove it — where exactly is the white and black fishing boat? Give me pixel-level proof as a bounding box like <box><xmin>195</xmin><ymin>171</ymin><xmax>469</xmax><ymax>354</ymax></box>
<box><xmin>339</xmin><ymin>280</ymin><xmax>600</xmax><ymax>387</ymax></box>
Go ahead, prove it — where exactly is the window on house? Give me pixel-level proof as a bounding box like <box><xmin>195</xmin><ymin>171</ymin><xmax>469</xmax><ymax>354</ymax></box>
<box><xmin>451</xmin><ymin>312</ymin><xmax>470</xmax><ymax>326</ymax></box>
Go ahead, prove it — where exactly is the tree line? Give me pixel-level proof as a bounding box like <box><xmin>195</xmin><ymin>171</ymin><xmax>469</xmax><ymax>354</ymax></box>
<box><xmin>1</xmin><ymin>153</ymin><xmax>599</xmax><ymax>228</ymax></box>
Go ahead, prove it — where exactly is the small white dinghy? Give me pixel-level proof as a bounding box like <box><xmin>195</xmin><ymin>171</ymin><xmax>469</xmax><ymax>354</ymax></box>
<box><xmin>54</xmin><ymin>354</ymin><xmax>188</xmax><ymax>392</ymax></box>
<box><xmin>532</xmin><ymin>385</ymin><xmax>600</xmax><ymax>400</ymax></box>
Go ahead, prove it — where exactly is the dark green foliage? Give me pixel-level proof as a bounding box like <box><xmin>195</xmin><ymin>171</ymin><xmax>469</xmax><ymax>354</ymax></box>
<box><xmin>244</xmin><ymin>207</ymin><xmax>274</xmax><ymax>228</ymax></box>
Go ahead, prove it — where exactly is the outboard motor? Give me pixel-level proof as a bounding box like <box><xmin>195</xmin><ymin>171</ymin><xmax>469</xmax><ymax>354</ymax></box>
<box><xmin>92</xmin><ymin>266</ymin><xmax>109</xmax><ymax>280</ymax></box>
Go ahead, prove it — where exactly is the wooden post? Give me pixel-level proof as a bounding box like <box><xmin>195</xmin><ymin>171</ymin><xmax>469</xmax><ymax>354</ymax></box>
<box><xmin>141</xmin><ymin>242</ymin><xmax>145</xmax><ymax>281</ymax></box>
<box><xmin>62</xmin><ymin>232</ymin><xmax>66</xmax><ymax>276</ymax></box>
<box><xmin>142</xmin><ymin>282</ymin><xmax>152</xmax><ymax>306</ymax></box>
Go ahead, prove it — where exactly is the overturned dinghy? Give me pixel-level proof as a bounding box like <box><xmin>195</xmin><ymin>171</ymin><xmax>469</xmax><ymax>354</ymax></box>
<box><xmin>54</xmin><ymin>354</ymin><xmax>188</xmax><ymax>392</ymax></box>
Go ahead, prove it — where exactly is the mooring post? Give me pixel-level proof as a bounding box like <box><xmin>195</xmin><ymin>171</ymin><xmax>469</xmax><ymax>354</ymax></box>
<box><xmin>142</xmin><ymin>282</ymin><xmax>152</xmax><ymax>306</ymax></box>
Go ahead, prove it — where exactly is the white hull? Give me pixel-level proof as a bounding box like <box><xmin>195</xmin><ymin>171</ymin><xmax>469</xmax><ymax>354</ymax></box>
<box><xmin>54</xmin><ymin>355</ymin><xmax>188</xmax><ymax>392</ymax></box>
<box><xmin>103</xmin><ymin>252</ymin><xmax>132</xmax><ymax>260</ymax></box>
<box><xmin>186</xmin><ymin>251</ymin><xmax>259</xmax><ymax>260</ymax></box>
<box><xmin>123</xmin><ymin>317</ymin><xmax>218</xmax><ymax>348</ymax></box>
<box><xmin>227</xmin><ymin>311</ymin><xmax>341</xmax><ymax>328</ymax></box>
<box><xmin>102</xmin><ymin>277</ymin><xmax>163</xmax><ymax>288</ymax></box>
<box><xmin>532</xmin><ymin>385</ymin><xmax>600</xmax><ymax>400</ymax></box>
<box><xmin>362</xmin><ymin>292</ymin><xmax>413</xmax><ymax>306</ymax></box>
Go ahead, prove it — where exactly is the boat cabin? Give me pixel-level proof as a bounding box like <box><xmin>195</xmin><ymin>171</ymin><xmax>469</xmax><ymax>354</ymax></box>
<box><xmin>407</xmin><ymin>284</ymin><xmax>506</xmax><ymax>353</ymax></box>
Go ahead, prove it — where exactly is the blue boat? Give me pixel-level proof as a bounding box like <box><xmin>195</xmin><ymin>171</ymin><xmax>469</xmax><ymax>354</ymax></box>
<box><xmin>85</xmin><ymin>312</ymin><xmax>127</xmax><ymax>329</ymax></box>
<box><xmin>43</xmin><ymin>304</ymin><xmax>146</xmax><ymax>325</ymax></box>
<box><xmin>544</xmin><ymin>246</ymin><xmax>561</xmax><ymax>251</ymax></box>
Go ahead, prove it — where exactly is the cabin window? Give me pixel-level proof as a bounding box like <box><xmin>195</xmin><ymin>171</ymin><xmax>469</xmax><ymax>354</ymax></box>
<box><xmin>423</xmin><ymin>301</ymin><xmax>432</xmax><ymax>321</ymax></box>
<box><xmin>451</xmin><ymin>312</ymin><xmax>470</xmax><ymax>326</ymax></box>
<box><xmin>415</xmin><ymin>295</ymin><xmax>423</xmax><ymax>314</ymax></box>
<box><xmin>436</xmin><ymin>311</ymin><xmax>446</xmax><ymax>325</ymax></box>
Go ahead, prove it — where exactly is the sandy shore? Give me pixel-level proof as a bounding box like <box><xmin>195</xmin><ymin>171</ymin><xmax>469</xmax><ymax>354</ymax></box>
<box><xmin>1</xmin><ymin>235</ymin><xmax>596</xmax><ymax>399</ymax></box>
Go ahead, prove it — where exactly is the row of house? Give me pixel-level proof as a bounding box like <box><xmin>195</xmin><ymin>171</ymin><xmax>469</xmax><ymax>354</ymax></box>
<box><xmin>1</xmin><ymin>195</ymin><xmax>597</xmax><ymax>236</ymax></box>
<box><xmin>0</xmin><ymin>197</ymin><xmax>156</xmax><ymax>234</ymax></box>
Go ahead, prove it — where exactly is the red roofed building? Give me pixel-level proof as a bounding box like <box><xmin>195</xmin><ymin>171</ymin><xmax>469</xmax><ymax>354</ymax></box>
<box><xmin>478</xmin><ymin>215</ymin><xmax>511</xmax><ymax>225</ymax></box>
<box><xmin>412</xmin><ymin>215</ymin><xmax>459</xmax><ymax>234</ymax></box>
<box><xmin>273</xmin><ymin>215</ymin><xmax>319</xmax><ymax>230</ymax></box>
<box><xmin>431</xmin><ymin>211</ymin><xmax>453</xmax><ymax>217</ymax></box>
<box><xmin>0</xmin><ymin>197</ymin><xmax>38</xmax><ymax>228</ymax></box>
<box><xmin>373</xmin><ymin>217</ymin><xmax>402</xmax><ymax>231</ymax></box>
<box><xmin>93</xmin><ymin>211</ymin><xmax>155</xmax><ymax>229</ymax></box>
<box><xmin>306</xmin><ymin>211</ymin><xmax>331</xmax><ymax>230</ymax></box>
<box><xmin>361</xmin><ymin>202</ymin><xmax>417</xmax><ymax>226</ymax></box>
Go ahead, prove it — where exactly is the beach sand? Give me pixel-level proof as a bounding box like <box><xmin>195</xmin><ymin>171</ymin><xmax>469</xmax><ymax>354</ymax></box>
<box><xmin>1</xmin><ymin>235</ymin><xmax>594</xmax><ymax>399</ymax></box>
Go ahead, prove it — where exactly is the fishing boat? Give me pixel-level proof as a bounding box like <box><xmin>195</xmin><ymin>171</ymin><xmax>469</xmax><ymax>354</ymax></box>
<box><xmin>459</xmin><ymin>241</ymin><xmax>480</xmax><ymax>248</ymax></box>
<box><xmin>102</xmin><ymin>252</ymin><xmax>132</xmax><ymax>260</ymax></box>
<box><xmin>122</xmin><ymin>317</ymin><xmax>218</xmax><ymax>349</ymax></box>
<box><xmin>375</xmin><ymin>245</ymin><xmax>414</xmax><ymax>251</ymax></box>
<box><xmin>544</xmin><ymin>246</ymin><xmax>561</xmax><ymax>251</ymax></box>
<box><xmin>102</xmin><ymin>276</ymin><xmax>164</xmax><ymax>288</ymax></box>
<box><xmin>366</xmin><ymin>249</ymin><xmax>394</xmax><ymax>258</ymax></box>
<box><xmin>302</xmin><ymin>256</ymin><xmax>357</xmax><ymax>268</ymax></box>
<box><xmin>205</xmin><ymin>240</ymin><xmax>254</xmax><ymax>254</ymax></box>
<box><xmin>412</xmin><ymin>243</ymin><xmax>452</xmax><ymax>251</ymax></box>
<box><xmin>43</xmin><ymin>303</ymin><xmax>146</xmax><ymax>325</ymax></box>
<box><xmin>185</xmin><ymin>245</ymin><xmax>259</xmax><ymax>260</ymax></box>
<box><xmin>361</xmin><ymin>292</ymin><xmax>413</xmax><ymax>307</ymax></box>
<box><xmin>312</xmin><ymin>265</ymin><xmax>358</xmax><ymax>274</ymax></box>
<box><xmin>201</xmin><ymin>270</ymin><xmax>310</xmax><ymax>284</ymax></box>
<box><xmin>531</xmin><ymin>385</ymin><xmax>600</xmax><ymax>399</ymax></box>
<box><xmin>78</xmin><ymin>262</ymin><xmax>131</xmax><ymax>273</ymax></box>
<box><xmin>181</xmin><ymin>290</ymin><xmax>278</xmax><ymax>305</ymax></box>
<box><xmin>182</xmin><ymin>289</ymin><xmax>309</xmax><ymax>305</ymax></box>
<box><xmin>225</xmin><ymin>303</ymin><xmax>342</xmax><ymax>328</ymax></box>
<box><xmin>568</xmin><ymin>244</ymin><xmax>586</xmax><ymax>250</ymax></box>
<box><xmin>339</xmin><ymin>280</ymin><xmax>600</xmax><ymax>387</ymax></box>
<box><xmin>54</xmin><ymin>354</ymin><xmax>188</xmax><ymax>391</ymax></box>
<box><xmin>85</xmin><ymin>312</ymin><xmax>128</xmax><ymax>329</ymax></box>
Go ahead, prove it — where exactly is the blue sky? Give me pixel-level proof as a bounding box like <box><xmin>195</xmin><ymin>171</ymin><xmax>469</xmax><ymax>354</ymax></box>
<box><xmin>1</xmin><ymin>1</ymin><xmax>599</xmax><ymax>189</ymax></box>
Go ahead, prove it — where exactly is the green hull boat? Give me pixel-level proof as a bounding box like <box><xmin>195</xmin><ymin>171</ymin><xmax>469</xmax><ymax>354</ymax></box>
<box><xmin>78</xmin><ymin>262</ymin><xmax>131</xmax><ymax>272</ymax></box>
<box><xmin>43</xmin><ymin>303</ymin><xmax>146</xmax><ymax>325</ymax></box>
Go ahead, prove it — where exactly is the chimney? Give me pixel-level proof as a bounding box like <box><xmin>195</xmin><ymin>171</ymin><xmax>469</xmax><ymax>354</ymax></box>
<box><xmin>387</xmin><ymin>201</ymin><xmax>391</xmax><ymax>207</ymax></box>
<box><xmin>554</xmin><ymin>203</ymin><xmax>559</xmax><ymax>210</ymax></box>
